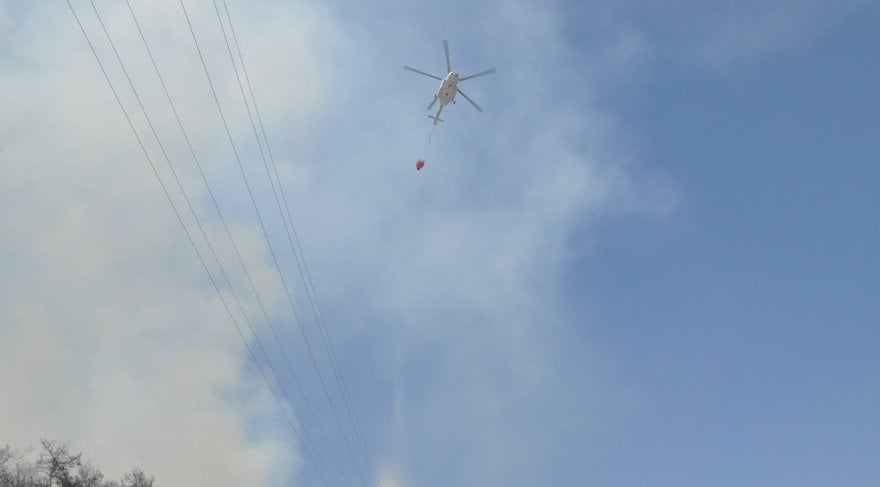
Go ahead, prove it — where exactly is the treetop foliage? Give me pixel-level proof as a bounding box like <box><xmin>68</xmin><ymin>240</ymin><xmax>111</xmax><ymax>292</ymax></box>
<box><xmin>0</xmin><ymin>440</ymin><xmax>154</xmax><ymax>487</ymax></box>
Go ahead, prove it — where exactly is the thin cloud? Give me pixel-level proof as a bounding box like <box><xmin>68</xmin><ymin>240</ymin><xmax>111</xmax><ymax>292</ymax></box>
<box><xmin>2</xmin><ymin>1</ymin><xmax>672</xmax><ymax>486</ymax></box>
<box><xmin>0</xmin><ymin>0</ymin><xmax>327</xmax><ymax>484</ymax></box>
<box><xmin>692</xmin><ymin>0</ymin><xmax>875</xmax><ymax>68</ymax></box>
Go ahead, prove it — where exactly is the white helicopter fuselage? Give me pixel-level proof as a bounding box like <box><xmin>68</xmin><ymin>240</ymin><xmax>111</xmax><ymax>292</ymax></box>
<box><xmin>429</xmin><ymin>71</ymin><xmax>459</xmax><ymax>124</ymax></box>
<box><xmin>437</xmin><ymin>71</ymin><xmax>459</xmax><ymax>107</ymax></box>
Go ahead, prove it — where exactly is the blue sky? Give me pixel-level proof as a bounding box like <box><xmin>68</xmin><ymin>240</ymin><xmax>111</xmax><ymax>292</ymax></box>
<box><xmin>574</xmin><ymin>7</ymin><xmax>880</xmax><ymax>485</ymax></box>
<box><xmin>1</xmin><ymin>1</ymin><xmax>878</xmax><ymax>486</ymax></box>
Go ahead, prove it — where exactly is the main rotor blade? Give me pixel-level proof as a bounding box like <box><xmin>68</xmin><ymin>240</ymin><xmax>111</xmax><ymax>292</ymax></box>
<box><xmin>404</xmin><ymin>66</ymin><xmax>442</xmax><ymax>80</ymax></box>
<box><xmin>427</xmin><ymin>96</ymin><xmax>438</xmax><ymax>110</ymax></box>
<box><xmin>443</xmin><ymin>39</ymin><xmax>451</xmax><ymax>73</ymax></box>
<box><xmin>459</xmin><ymin>68</ymin><xmax>496</xmax><ymax>81</ymax></box>
<box><xmin>456</xmin><ymin>87</ymin><xmax>483</xmax><ymax>112</ymax></box>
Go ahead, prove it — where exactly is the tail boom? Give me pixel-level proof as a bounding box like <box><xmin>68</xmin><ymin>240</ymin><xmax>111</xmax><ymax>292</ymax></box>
<box><xmin>429</xmin><ymin>106</ymin><xmax>445</xmax><ymax>125</ymax></box>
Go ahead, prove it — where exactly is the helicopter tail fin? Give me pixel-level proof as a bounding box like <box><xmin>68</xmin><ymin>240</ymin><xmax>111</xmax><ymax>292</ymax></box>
<box><xmin>429</xmin><ymin>105</ymin><xmax>445</xmax><ymax>125</ymax></box>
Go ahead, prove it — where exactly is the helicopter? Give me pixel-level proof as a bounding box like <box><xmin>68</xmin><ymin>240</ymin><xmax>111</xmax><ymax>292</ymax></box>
<box><xmin>404</xmin><ymin>40</ymin><xmax>495</xmax><ymax>125</ymax></box>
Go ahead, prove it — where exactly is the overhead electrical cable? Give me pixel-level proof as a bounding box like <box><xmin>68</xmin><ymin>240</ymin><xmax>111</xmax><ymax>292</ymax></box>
<box><xmin>82</xmin><ymin>3</ymin><xmax>339</xmax><ymax>484</ymax></box>
<box><xmin>207</xmin><ymin>3</ymin><xmax>374</xmax><ymax>484</ymax></box>
<box><xmin>121</xmin><ymin>2</ymin><xmax>351</xmax><ymax>485</ymax></box>
<box><xmin>216</xmin><ymin>2</ymin><xmax>381</xmax><ymax>485</ymax></box>
<box><xmin>83</xmin><ymin>2</ymin><xmax>343</xmax><ymax>484</ymax></box>
<box><xmin>177</xmin><ymin>1</ymin><xmax>369</xmax><ymax>483</ymax></box>
<box><xmin>64</xmin><ymin>3</ymin><xmax>329</xmax><ymax>486</ymax></box>
<box><xmin>191</xmin><ymin>1</ymin><xmax>372</xmax><ymax>485</ymax></box>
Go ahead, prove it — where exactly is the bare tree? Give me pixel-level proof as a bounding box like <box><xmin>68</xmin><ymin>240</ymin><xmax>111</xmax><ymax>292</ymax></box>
<box><xmin>118</xmin><ymin>469</ymin><xmax>152</xmax><ymax>487</ymax></box>
<box><xmin>0</xmin><ymin>441</ymin><xmax>154</xmax><ymax>487</ymax></box>
<box><xmin>1</xmin><ymin>444</ymin><xmax>44</xmax><ymax>487</ymax></box>
<box><xmin>73</xmin><ymin>463</ymin><xmax>104</xmax><ymax>487</ymax></box>
<box><xmin>0</xmin><ymin>447</ymin><xmax>11</xmax><ymax>468</ymax></box>
<box><xmin>36</xmin><ymin>440</ymin><xmax>81</xmax><ymax>487</ymax></box>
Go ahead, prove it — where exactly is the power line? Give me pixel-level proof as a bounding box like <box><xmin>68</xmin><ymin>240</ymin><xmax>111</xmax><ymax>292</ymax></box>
<box><xmin>83</xmin><ymin>3</ymin><xmax>332</xmax><ymax>481</ymax></box>
<box><xmin>63</xmin><ymin>2</ymin><xmax>329</xmax><ymax>486</ymax></box>
<box><xmin>77</xmin><ymin>1</ymin><xmax>349</xmax><ymax>484</ymax></box>
<box><xmin>208</xmin><ymin>2</ymin><xmax>376</xmax><ymax>484</ymax></box>
<box><xmin>190</xmin><ymin>1</ymin><xmax>375</xmax><ymax>485</ymax></box>
<box><xmin>69</xmin><ymin>1</ymin><xmax>379</xmax><ymax>484</ymax></box>
<box><xmin>215</xmin><ymin>1</ymin><xmax>381</xmax><ymax>485</ymax></box>
<box><xmin>121</xmin><ymin>1</ymin><xmax>353</xmax><ymax>484</ymax></box>
<box><xmin>177</xmin><ymin>1</ymin><xmax>375</xmax><ymax>484</ymax></box>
